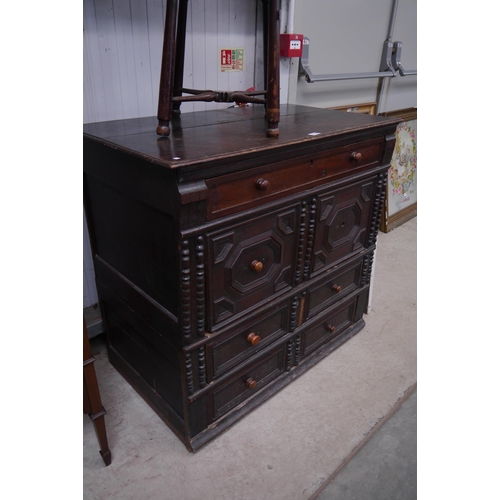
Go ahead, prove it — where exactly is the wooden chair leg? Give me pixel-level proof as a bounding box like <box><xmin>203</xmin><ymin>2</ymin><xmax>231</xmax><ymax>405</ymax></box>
<box><xmin>265</xmin><ymin>0</ymin><xmax>280</xmax><ymax>137</ymax></box>
<box><xmin>173</xmin><ymin>0</ymin><xmax>190</xmax><ymax>118</ymax></box>
<box><xmin>157</xmin><ymin>0</ymin><xmax>180</xmax><ymax>136</ymax></box>
<box><xmin>83</xmin><ymin>318</ymin><xmax>112</xmax><ymax>466</ymax></box>
<box><xmin>156</xmin><ymin>0</ymin><xmax>280</xmax><ymax>137</ymax></box>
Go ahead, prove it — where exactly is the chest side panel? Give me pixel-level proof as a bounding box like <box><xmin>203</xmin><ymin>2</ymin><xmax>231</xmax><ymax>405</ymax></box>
<box><xmin>85</xmin><ymin>175</ymin><xmax>179</xmax><ymax>314</ymax></box>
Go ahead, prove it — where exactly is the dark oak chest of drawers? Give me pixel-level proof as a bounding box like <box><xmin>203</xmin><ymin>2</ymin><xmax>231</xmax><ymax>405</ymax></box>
<box><xmin>83</xmin><ymin>105</ymin><xmax>400</xmax><ymax>451</ymax></box>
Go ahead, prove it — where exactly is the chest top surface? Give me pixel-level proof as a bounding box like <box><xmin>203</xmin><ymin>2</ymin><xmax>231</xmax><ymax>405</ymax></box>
<box><xmin>83</xmin><ymin>104</ymin><xmax>400</xmax><ymax>172</ymax></box>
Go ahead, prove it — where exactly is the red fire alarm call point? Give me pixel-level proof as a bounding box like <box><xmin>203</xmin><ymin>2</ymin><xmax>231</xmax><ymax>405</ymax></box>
<box><xmin>280</xmin><ymin>34</ymin><xmax>304</xmax><ymax>58</ymax></box>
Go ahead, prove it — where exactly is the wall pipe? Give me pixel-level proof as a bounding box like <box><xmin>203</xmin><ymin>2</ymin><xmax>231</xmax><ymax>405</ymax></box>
<box><xmin>387</xmin><ymin>0</ymin><xmax>399</xmax><ymax>42</ymax></box>
<box><xmin>286</xmin><ymin>0</ymin><xmax>295</xmax><ymax>34</ymax></box>
<box><xmin>377</xmin><ymin>0</ymin><xmax>403</xmax><ymax>114</ymax></box>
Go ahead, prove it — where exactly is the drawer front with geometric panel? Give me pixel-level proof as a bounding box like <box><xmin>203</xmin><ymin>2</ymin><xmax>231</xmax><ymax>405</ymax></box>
<box><xmin>205</xmin><ymin>301</ymin><xmax>289</xmax><ymax>380</ymax></box>
<box><xmin>206</xmin><ymin>204</ymin><xmax>301</xmax><ymax>330</ymax></box>
<box><xmin>306</xmin><ymin>255</ymin><xmax>366</xmax><ymax>320</ymax></box>
<box><xmin>300</xmin><ymin>295</ymin><xmax>359</xmax><ymax>358</ymax></box>
<box><xmin>311</xmin><ymin>176</ymin><xmax>378</xmax><ymax>277</ymax></box>
<box><xmin>208</xmin><ymin>342</ymin><xmax>287</xmax><ymax>422</ymax></box>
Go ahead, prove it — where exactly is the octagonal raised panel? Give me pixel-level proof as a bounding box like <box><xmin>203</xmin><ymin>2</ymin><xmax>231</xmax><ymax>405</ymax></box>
<box><xmin>326</xmin><ymin>202</ymin><xmax>363</xmax><ymax>250</ymax></box>
<box><xmin>206</xmin><ymin>205</ymin><xmax>300</xmax><ymax>330</ymax></box>
<box><xmin>311</xmin><ymin>177</ymin><xmax>377</xmax><ymax>276</ymax></box>
<box><xmin>227</xmin><ymin>230</ymin><xmax>283</xmax><ymax>294</ymax></box>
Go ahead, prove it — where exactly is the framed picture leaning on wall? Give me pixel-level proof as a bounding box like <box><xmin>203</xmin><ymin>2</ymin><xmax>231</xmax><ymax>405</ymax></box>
<box><xmin>379</xmin><ymin>107</ymin><xmax>417</xmax><ymax>233</ymax></box>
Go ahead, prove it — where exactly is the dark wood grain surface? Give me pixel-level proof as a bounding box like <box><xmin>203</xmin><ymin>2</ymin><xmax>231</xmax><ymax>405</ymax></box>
<box><xmin>83</xmin><ymin>105</ymin><xmax>400</xmax><ymax>170</ymax></box>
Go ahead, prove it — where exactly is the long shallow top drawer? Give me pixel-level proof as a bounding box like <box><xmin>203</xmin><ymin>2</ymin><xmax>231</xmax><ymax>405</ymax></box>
<box><xmin>205</xmin><ymin>137</ymin><xmax>384</xmax><ymax>220</ymax></box>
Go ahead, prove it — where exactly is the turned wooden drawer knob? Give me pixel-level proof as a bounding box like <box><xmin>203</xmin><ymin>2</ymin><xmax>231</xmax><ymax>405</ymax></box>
<box><xmin>350</xmin><ymin>152</ymin><xmax>362</xmax><ymax>162</ymax></box>
<box><xmin>327</xmin><ymin>324</ymin><xmax>336</xmax><ymax>334</ymax></box>
<box><xmin>332</xmin><ymin>284</ymin><xmax>342</xmax><ymax>293</ymax></box>
<box><xmin>247</xmin><ymin>332</ymin><xmax>261</xmax><ymax>346</ymax></box>
<box><xmin>245</xmin><ymin>377</ymin><xmax>257</xmax><ymax>389</ymax></box>
<box><xmin>256</xmin><ymin>178</ymin><xmax>270</xmax><ymax>191</ymax></box>
<box><xmin>251</xmin><ymin>260</ymin><xmax>264</xmax><ymax>272</ymax></box>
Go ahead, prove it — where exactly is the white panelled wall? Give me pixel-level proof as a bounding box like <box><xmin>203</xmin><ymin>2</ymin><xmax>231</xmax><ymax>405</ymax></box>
<box><xmin>83</xmin><ymin>0</ymin><xmax>295</xmax><ymax>125</ymax></box>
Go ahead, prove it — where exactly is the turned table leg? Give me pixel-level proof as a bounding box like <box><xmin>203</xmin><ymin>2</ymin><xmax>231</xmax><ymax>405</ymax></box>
<box><xmin>83</xmin><ymin>318</ymin><xmax>112</xmax><ymax>466</ymax></box>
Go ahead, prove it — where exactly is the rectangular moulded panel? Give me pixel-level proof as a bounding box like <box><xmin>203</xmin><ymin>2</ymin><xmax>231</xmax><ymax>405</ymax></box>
<box><xmin>306</xmin><ymin>255</ymin><xmax>366</xmax><ymax>320</ymax></box>
<box><xmin>301</xmin><ymin>296</ymin><xmax>359</xmax><ymax>358</ymax></box>
<box><xmin>206</xmin><ymin>302</ymin><xmax>289</xmax><ymax>380</ymax></box>
<box><xmin>209</xmin><ymin>343</ymin><xmax>287</xmax><ymax>421</ymax></box>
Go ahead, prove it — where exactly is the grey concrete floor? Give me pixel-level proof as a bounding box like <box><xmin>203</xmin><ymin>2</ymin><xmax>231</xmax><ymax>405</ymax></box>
<box><xmin>83</xmin><ymin>217</ymin><xmax>417</xmax><ymax>500</ymax></box>
<box><xmin>311</xmin><ymin>389</ymin><xmax>417</xmax><ymax>500</ymax></box>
